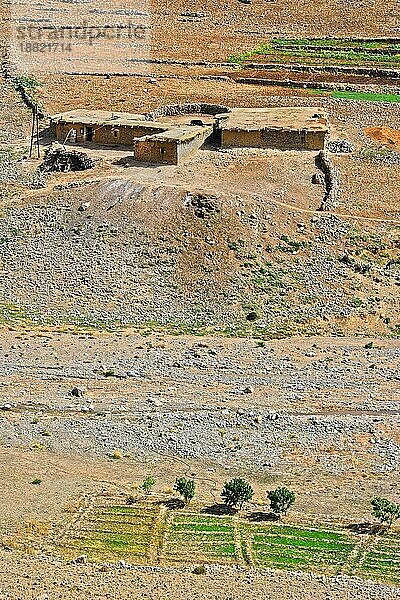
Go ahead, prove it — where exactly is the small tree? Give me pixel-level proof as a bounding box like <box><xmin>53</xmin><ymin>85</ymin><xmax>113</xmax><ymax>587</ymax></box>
<box><xmin>267</xmin><ymin>487</ymin><xmax>295</xmax><ymax>517</ymax></box>
<box><xmin>174</xmin><ymin>477</ymin><xmax>196</xmax><ymax>504</ymax></box>
<box><xmin>371</xmin><ymin>497</ymin><xmax>400</xmax><ymax>531</ymax></box>
<box><xmin>221</xmin><ymin>478</ymin><xmax>253</xmax><ymax>510</ymax></box>
<box><xmin>141</xmin><ymin>474</ymin><xmax>156</xmax><ymax>494</ymax></box>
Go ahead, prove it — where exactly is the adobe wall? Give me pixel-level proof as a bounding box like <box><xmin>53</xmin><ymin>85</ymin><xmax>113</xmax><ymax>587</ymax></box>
<box><xmin>303</xmin><ymin>131</ymin><xmax>327</xmax><ymax>151</ymax></box>
<box><xmin>135</xmin><ymin>127</ymin><xmax>212</xmax><ymax>165</ymax></box>
<box><xmin>134</xmin><ymin>138</ymin><xmax>178</xmax><ymax>164</ymax></box>
<box><xmin>53</xmin><ymin>122</ymin><xmax>166</xmax><ymax>146</ymax></box>
<box><xmin>221</xmin><ymin>128</ymin><xmax>326</xmax><ymax>151</ymax></box>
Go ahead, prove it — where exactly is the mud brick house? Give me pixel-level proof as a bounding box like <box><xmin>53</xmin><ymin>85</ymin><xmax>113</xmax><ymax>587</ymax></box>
<box><xmin>49</xmin><ymin>109</ymin><xmax>213</xmax><ymax>165</ymax></box>
<box><xmin>216</xmin><ymin>107</ymin><xmax>328</xmax><ymax>151</ymax></box>
<box><xmin>134</xmin><ymin>125</ymin><xmax>213</xmax><ymax>165</ymax></box>
<box><xmin>49</xmin><ymin>106</ymin><xmax>328</xmax><ymax>164</ymax></box>
<box><xmin>49</xmin><ymin>109</ymin><xmax>167</xmax><ymax>146</ymax></box>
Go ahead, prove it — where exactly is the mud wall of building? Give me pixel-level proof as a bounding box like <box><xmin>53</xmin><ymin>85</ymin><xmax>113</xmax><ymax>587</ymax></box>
<box><xmin>134</xmin><ymin>139</ymin><xmax>178</xmax><ymax>164</ymax></box>
<box><xmin>303</xmin><ymin>131</ymin><xmax>327</xmax><ymax>150</ymax></box>
<box><xmin>54</xmin><ymin>123</ymin><xmax>166</xmax><ymax>146</ymax></box>
<box><xmin>221</xmin><ymin>128</ymin><xmax>326</xmax><ymax>150</ymax></box>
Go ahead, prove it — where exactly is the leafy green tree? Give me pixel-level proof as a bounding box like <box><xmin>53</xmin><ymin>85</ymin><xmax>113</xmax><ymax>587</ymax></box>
<box><xmin>221</xmin><ymin>478</ymin><xmax>254</xmax><ymax>510</ymax></box>
<box><xmin>371</xmin><ymin>497</ymin><xmax>400</xmax><ymax>530</ymax></box>
<box><xmin>141</xmin><ymin>474</ymin><xmax>155</xmax><ymax>494</ymax></box>
<box><xmin>267</xmin><ymin>487</ymin><xmax>295</xmax><ymax>517</ymax></box>
<box><xmin>174</xmin><ymin>477</ymin><xmax>196</xmax><ymax>504</ymax></box>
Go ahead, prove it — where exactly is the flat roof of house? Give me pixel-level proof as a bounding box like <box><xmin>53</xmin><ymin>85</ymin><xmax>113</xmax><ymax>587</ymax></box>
<box><xmin>50</xmin><ymin>109</ymin><xmax>167</xmax><ymax>129</ymax></box>
<box><xmin>135</xmin><ymin>125</ymin><xmax>213</xmax><ymax>144</ymax></box>
<box><xmin>217</xmin><ymin>107</ymin><xmax>328</xmax><ymax>132</ymax></box>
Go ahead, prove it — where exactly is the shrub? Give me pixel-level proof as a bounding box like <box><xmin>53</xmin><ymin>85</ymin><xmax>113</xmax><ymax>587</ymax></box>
<box><xmin>371</xmin><ymin>497</ymin><xmax>400</xmax><ymax>530</ymax></box>
<box><xmin>174</xmin><ymin>477</ymin><xmax>196</xmax><ymax>504</ymax></box>
<box><xmin>221</xmin><ymin>478</ymin><xmax>254</xmax><ymax>509</ymax></box>
<box><xmin>193</xmin><ymin>564</ymin><xmax>207</xmax><ymax>574</ymax></box>
<box><xmin>141</xmin><ymin>474</ymin><xmax>156</xmax><ymax>494</ymax></box>
<box><xmin>30</xmin><ymin>478</ymin><xmax>42</xmax><ymax>485</ymax></box>
<box><xmin>267</xmin><ymin>487</ymin><xmax>296</xmax><ymax>517</ymax></box>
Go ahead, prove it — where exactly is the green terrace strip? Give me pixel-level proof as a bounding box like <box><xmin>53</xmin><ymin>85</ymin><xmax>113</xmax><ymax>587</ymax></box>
<box><xmin>309</xmin><ymin>89</ymin><xmax>400</xmax><ymax>104</ymax></box>
<box><xmin>331</xmin><ymin>91</ymin><xmax>400</xmax><ymax>103</ymax></box>
<box><xmin>247</xmin><ymin>523</ymin><xmax>355</xmax><ymax>573</ymax></box>
<box><xmin>164</xmin><ymin>513</ymin><xmax>237</xmax><ymax>563</ymax></box>
<box><xmin>228</xmin><ymin>38</ymin><xmax>400</xmax><ymax>68</ymax></box>
<box><xmin>353</xmin><ymin>533</ymin><xmax>400</xmax><ymax>584</ymax></box>
<box><xmin>56</xmin><ymin>499</ymin><xmax>400</xmax><ymax>586</ymax></box>
<box><xmin>271</xmin><ymin>38</ymin><xmax>400</xmax><ymax>50</ymax></box>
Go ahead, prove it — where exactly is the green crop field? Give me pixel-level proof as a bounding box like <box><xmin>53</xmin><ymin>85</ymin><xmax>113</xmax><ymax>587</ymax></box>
<box><xmin>354</xmin><ymin>533</ymin><xmax>400</xmax><ymax>585</ymax></box>
<box><xmin>331</xmin><ymin>91</ymin><xmax>400</xmax><ymax>103</ymax></box>
<box><xmin>228</xmin><ymin>38</ymin><xmax>400</xmax><ymax>68</ymax></box>
<box><xmin>246</xmin><ymin>523</ymin><xmax>355</xmax><ymax>573</ymax></box>
<box><xmin>164</xmin><ymin>513</ymin><xmax>237</xmax><ymax>563</ymax></box>
<box><xmin>57</xmin><ymin>498</ymin><xmax>400</xmax><ymax>587</ymax></box>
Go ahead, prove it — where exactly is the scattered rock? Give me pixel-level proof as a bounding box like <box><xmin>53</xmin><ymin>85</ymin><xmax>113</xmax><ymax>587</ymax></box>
<box><xmin>327</xmin><ymin>139</ymin><xmax>355</xmax><ymax>154</ymax></box>
<box><xmin>70</xmin><ymin>387</ymin><xmax>85</xmax><ymax>397</ymax></box>
<box><xmin>311</xmin><ymin>172</ymin><xmax>324</xmax><ymax>185</ymax></box>
<box><xmin>243</xmin><ymin>386</ymin><xmax>254</xmax><ymax>394</ymax></box>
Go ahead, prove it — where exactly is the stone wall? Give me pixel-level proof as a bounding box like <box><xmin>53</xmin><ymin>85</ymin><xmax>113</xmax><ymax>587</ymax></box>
<box><xmin>144</xmin><ymin>103</ymin><xmax>231</xmax><ymax>121</ymax></box>
<box><xmin>315</xmin><ymin>151</ymin><xmax>340</xmax><ymax>210</ymax></box>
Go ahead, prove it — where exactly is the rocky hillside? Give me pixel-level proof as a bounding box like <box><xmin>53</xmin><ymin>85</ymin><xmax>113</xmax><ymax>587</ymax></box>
<box><xmin>0</xmin><ymin>173</ymin><xmax>398</xmax><ymax>338</ymax></box>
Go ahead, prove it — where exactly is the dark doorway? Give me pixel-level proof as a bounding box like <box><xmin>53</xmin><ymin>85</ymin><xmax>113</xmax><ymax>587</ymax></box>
<box><xmin>212</xmin><ymin>122</ymin><xmax>222</xmax><ymax>146</ymax></box>
<box><xmin>86</xmin><ymin>127</ymin><xmax>93</xmax><ymax>142</ymax></box>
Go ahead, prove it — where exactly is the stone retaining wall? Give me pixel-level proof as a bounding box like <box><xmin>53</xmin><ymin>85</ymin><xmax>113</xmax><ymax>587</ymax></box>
<box><xmin>315</xmin><ymin>151</ymin><xmax>340</xmax><ymax>211</ymax></box>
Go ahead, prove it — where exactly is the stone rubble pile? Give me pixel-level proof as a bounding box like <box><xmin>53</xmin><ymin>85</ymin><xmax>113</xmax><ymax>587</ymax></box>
<box><xmin>327</xmin><ymin>139</ymin><xmax>355</xmax><ymax>153</ymax></box>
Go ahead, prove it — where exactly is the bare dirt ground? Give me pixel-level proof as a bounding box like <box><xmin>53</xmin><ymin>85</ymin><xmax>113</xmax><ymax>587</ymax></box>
<box><xmin>2</xmin><ymin>548</ymin><xmax>400</xmax><ymax>600</ymax></box>
<box><xmin>0</xmin><ymin>332</ymin><xmax>399</xmax><ymax>522</ymax></box>
<box><xmin>7</xmin><ymin>0</ymin><xmax>400</xmax><ymax>70</ymax></box>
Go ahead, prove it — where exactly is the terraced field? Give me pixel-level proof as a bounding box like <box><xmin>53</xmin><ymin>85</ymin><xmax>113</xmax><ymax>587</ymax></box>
<box><xmin>245</xmin><ymin>523</ymin><xmax>355</xmax><ymax>573</ymax></box>
<box><xmin>164</xmin><ymin>513</ymin><xmax>237</xmax><ymax>564</ymax></box>
<box><xmin>61</xmin><ymin>501</ymin><xmax>160</xmax><ymax>563</ymax></box>
<box><xmin>57</xmin><ymin>497</ymin><xmax>400</xmax><ymax>586</ymax></box>
<box><xmin>230</xmin><ymin>38</ymin><xmax>400</xmax><ymax>68</ymax></box>
<box><xmin>355</xmin><ymin>534</ymin><xmax>400</xmax><ymax>585</ymax></box>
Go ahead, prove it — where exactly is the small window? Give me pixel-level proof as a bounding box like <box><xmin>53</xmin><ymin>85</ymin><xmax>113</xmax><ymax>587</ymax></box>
<box><xmin>80</xmin><ymin>128</ymin><xmax>84</xmax><ymax>134</ymax></box>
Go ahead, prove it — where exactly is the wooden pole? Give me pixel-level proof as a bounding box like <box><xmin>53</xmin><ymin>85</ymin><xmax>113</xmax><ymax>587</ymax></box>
<box><xmin>35</xmin><ymin>106</ymin><xmax>40</xmax><ymax>159</ymax></box>
<box><xmin>29</xmin><ymin>106</ymin><xmax>35</xmax><ymax>158</ymax></box>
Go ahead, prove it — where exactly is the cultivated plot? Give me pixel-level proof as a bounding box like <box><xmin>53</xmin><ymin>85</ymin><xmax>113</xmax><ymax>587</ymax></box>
<box><xmin>54</xmin><ymin>497</ymin><xmax>400</xmax><ymax>587</ymax></box>
<box><xmin>244</xmin><ymin>523</ymin><xmax>356</xmax><ymax>573</ymax></box>
<box><xmin>60</xmin><ymin>500</ymin><xmax>159</xmax><ymax>563</ymax></box>
<box><xmin>354</xmin><ymin>534</ymin><xmax>400</xmax><ymax>585</ymax></box>
<box><xmin>164</xmin><ymin>513</ymin><xmax>237</xmax><ymax>564</ymax></box>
